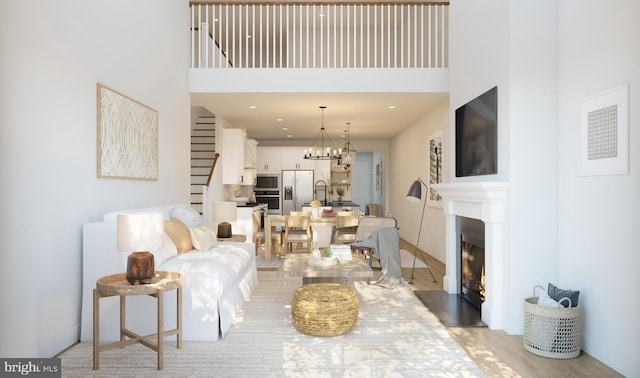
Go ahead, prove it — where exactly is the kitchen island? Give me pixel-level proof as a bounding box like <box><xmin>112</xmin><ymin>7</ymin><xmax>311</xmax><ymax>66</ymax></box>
<box><xmin>303</xmin><ymin>201</ymin><xmax>360</xmax><ymax>212</ymax></box>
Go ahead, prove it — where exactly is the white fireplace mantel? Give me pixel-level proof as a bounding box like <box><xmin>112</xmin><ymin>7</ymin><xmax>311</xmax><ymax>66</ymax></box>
<box><xmin>431</xmin><ymin>181</ymin><xmax>509</xmax><ymax>330</ymax></box>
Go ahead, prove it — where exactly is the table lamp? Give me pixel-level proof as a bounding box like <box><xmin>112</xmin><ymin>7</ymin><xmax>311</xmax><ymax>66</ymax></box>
<box><xmin>117</xmin><ymin>212</ymin><xmax>165</xmax><ymax>285</ymax></box>
<box><xmin>213</xmin><ymin>201</ymin><xmax>237</xmax><ymax>238</ymax></box>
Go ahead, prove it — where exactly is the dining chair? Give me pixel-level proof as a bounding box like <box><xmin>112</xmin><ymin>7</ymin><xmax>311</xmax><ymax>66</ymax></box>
<box><xmin>283</xmin><ymin>214</ymin><xmax>313</xmax><ymax>255</ymax></box>
<box><xmin>365</xmin><ymin>203</ymin><xmax>382</xmax><ymax>217</ymax></box>
<box><xmin>332</xmin><ymin>214</ymin><xmax>360</xmax><ymax>244</ymax></box>
<box><xmin>290</xmin><ymin>210</ymin><xmax>311</xmax><ymax>217</ymax></box>
<box><xmin>252</xmin><ymin>211</ymin><xmax>282</xmax><ymax>257</ymax></box>
<box><xmin>350</xmin><ymin>216</ymin><xmax>398</xmax><ymax>269</ymax></box>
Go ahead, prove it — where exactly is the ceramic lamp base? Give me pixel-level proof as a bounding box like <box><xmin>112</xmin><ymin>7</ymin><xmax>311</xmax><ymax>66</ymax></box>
<box><xmin>217</xmin><ymin>222</ymin><xmax>232</xmax><ymax>238</ymax></box>
<box><xmin>126</xmin><ymin>251</ymin><xmax>155</xmax><ymax>285</ymax></box>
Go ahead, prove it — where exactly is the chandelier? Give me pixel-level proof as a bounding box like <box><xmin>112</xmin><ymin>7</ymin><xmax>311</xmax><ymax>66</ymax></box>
<box><xmin>303</xmin><ymin>106</ymin><xmax>342</xmax><ymax>161</ymax></box>
<box><xmin>340</xmin><ymin>122</ymin><xmax>357</xmax><ymax>169</ymax></box>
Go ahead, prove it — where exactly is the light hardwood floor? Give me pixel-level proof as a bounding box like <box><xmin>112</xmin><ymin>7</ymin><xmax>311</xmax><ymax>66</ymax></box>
<box><xmin>264</xmin><ymin>241</ymin><xmax>622</xmax><ymax>376</ymax></box>
<box><xmin>397</xmin><ymin>239</ymin><xmax>623</xmax><ymax>378</ymax></box>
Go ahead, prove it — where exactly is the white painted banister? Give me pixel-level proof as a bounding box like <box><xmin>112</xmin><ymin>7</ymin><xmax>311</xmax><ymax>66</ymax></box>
<box><xmin>190</xmin><ymin>1</ymin><xmax>449</xmax><ymax>69</ymax></box>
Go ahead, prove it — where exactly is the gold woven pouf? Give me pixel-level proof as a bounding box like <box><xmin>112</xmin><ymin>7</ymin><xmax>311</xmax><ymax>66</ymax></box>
<box><xmin>291</xmin><ymin>283</ymin><xmax>359</xmax><ymax>336</ymax></box>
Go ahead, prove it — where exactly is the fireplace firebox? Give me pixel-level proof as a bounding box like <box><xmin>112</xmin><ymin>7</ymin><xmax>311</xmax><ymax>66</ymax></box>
<box><xmin>459</xmin><ymin>217</ymin><xmax>485</xmax><ymax>311</ymax></box>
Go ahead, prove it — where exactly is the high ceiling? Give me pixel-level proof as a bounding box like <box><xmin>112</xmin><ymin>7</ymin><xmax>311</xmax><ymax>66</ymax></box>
<box><xmin>191</xmin><ymin>92</ymin><xmax>448</xmax><ymax>142</ymax></box>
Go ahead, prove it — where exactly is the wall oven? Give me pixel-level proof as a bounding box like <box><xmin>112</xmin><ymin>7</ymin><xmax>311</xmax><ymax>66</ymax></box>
<box><xmin>255</xmin><ymin>174</ymin><xmax>281</xmax><ymax>215</ymax></box>
<box><xmin>254</xmin><ymin>190</ymin><xmax>281</xmax><ymax>215</ymax></box>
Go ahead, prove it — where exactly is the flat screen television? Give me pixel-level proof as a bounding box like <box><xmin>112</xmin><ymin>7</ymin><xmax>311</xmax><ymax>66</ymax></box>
<box><xmin>455</xmin><ymin>86</ymin><xmax>498</xmax><ymax>177</ymax></box>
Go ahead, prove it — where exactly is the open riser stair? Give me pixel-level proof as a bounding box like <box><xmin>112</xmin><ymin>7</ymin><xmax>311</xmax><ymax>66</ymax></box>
<box><xmin>191</xmin><ymin>116</ymin><xmax>216</xmax><ymax>214</ymax></box>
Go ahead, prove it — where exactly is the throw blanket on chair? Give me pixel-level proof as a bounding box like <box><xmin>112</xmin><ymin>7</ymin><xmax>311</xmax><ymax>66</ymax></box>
<box><xmin>351</xmin><ymin>227</ymin><xmax>407</xmax><ymax>289</ymax></box>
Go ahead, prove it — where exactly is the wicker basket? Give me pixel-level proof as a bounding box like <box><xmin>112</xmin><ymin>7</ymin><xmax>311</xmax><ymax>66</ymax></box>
<box><xmin>523</xmin><ymin>286</ymin><xmax>581</xmax><ymax>359</ymax></box>
<box><xmin>291</xmin><ymin>283</ymin><xmax>359</xmax><ymax>336</ymax></box>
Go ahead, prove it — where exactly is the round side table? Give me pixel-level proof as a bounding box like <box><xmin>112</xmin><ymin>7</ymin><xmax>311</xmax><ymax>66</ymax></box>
<box><xmin>93</xmin><ymin>271</ymin><xmax>182</xmax><ymax>370</ymax></box>
<box><xmin>217</xmin><ymin>234</ymin><xmax>247</xmax><ymax>242</ymax></box>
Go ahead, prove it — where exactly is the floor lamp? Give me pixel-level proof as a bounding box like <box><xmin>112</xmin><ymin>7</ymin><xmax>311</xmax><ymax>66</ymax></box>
<box><xmin>406</xmin><ymin>178</ymin><xmax>438</xmax><ymax>283</ymax></box>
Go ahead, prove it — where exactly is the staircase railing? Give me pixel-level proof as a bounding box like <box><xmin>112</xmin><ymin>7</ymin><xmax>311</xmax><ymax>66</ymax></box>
<box><xmin>206</xmin><ymin>152</ymin><xmax>220</xmax><ymax>187</ymax></box>
<box><xmin>190</xmin><ymin>1</ymin><xmax>449</xmax><ymax>69</ymax></box>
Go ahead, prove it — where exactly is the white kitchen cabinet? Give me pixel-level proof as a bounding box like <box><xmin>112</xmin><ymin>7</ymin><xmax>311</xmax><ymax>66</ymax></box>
<box><xmin>256</xmin><ymin>147</ymin><xmax>282</xmax><ymax>173</ymax></box>
<box><xmin>244</xmin><ymin>139</ymin><xmax>258</xmax><ymax>168</ymax></box>
<box><xmin>243</xmin><ymin>168</ymin><xmax>257</xmax><ymax>185</ymax></box>
<box><xmin>222</xmin><ymin>128</ymin><xmax>246</xmax><ymax>184</ymax></box>
<box><xmin>281</xmin><ymin>148</ymin><xmax>315</xmax><ymax>170</ymax></box>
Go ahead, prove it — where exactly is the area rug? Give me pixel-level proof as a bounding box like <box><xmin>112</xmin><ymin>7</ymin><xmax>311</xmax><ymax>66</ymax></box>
<box><xmin>60</xmin><ymin>275</ymin><xmax>483</xmax><ymax>377</ymax></box>
<box><xmin>256</xmin><ymin>249</ymin><xmax>429</xmax><ymax>270</ymax></box>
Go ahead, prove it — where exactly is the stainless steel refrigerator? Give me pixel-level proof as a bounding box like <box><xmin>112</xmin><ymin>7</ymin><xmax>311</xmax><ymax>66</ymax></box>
<box><xmin>281</xmin><ymin>170</ymin><xmax>314</xmax><ymax>214</ymax></box>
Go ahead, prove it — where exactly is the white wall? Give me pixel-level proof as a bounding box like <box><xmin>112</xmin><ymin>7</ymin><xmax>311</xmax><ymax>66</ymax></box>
<box><xmin>449</xmin><ymin>0</ymin><xmax>560</xmax><ymax>333</ymax></box>
<box><xmin>557</xmin><ymin>1</ymin><xmax>639</xmax><ymax>376</ymax></box>
<box><xmin>390</xmin><ymin>100</ymin><xmax>449</xmax><ymax>263</ymax></box>
<box><xmin>446</xmin><ymin>0</ymin><xmax>637</xmax><ymax>375</ymax></box>
<box><xmin>0</xmin><ymin>0</ymin><xmax>191</xmax><ymax>358</ymax></box>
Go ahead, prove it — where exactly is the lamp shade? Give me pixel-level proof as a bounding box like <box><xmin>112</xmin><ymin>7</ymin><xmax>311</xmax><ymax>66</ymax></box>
<box><xmin>406</xmin><ymin>180</ymin><xmax>423</xmax><ymax>203</ymax></box>
<box><xmin>213</xmin><ymin>201</ymin><xmax>237</xmax><ymax>238</ymax></box>
<box><xmin>212</xmin><ymin>201</ymin><xmax>237</xmax><ymax>222</ymax></box>
<box><xmin>116</xmin><ymin>212</ymin><xmax>165</xmax><ymax>252</ymax></box>
<box><xmin>116</xmin><ymin>212</ymin><xmax>164</xmax><ymax>284</ymax></box>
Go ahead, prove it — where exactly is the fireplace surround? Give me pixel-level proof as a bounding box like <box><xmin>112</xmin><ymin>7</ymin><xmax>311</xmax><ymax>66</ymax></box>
<box><xmin>431</xmin><ymin>182</ymin><xmax>509</xmax><ymax>330</ymax></box>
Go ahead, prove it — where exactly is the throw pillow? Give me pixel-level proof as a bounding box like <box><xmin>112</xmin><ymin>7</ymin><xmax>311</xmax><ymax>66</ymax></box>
<box><xmin>189</xmin><ymin>226</ymin><xmax>218</xmax><ymax>251</ymax></box>
<box><xmin>151</xmin><ymin>233</ymin><xmax>178</xmax><ymax>266</ymax></box>
<box><xmin>548</xmin><ymin>283</ymin><xmax>580</xmax><ymax>308</ymax></box>
<box><xmin>170</xmin><ymin>206</ymin><xmax>203</xmax><ymax>228</ymax></box>
<box><xmin>164</xmin><ymin>218</ymin><xmax>193</xmax><ymax>253</ymax></box>
<box><xmin>536</xmin><ymin>287</ymin><xmax>560</xmax><ymax>308</ymax></box>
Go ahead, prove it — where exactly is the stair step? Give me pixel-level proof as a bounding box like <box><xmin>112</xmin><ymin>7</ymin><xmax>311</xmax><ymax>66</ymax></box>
<box><xmin>192</xmin><ymin>145</ymin><xmax>216</xmax><ymax>152</ymax></box>
<box><xmin>191</xmin><ymin>168</ymin><xmax>211</xmax><ymax>175</ymax></box>
<box><xmin>191</xmin><ymin>178</ymin><xmax>208</xmax><ymax>185</ymax></box>
<box><xmin>191</xmin><ymin>162</ymin><xmax>214</xmax><ymax>168</ymax></box>
<box><xmin>192</xmin><ymin>151</ymin><xmax>218</xmax><ymax>159</ymax></box>
<box><xmin>192</xmin><ymin>131</ymin><xmax>215</xmax><ymax>137</ymax></box>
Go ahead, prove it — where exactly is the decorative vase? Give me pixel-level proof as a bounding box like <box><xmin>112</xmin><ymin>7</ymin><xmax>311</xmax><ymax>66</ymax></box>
<box><xmin>126</xmin><ymin>251</ymin><xmax>155</xmax><ymax>285</ymax></box>
<box><xmin>217</xmin><ymin>222</ymin><xmax>232</xmax><ymax>238</ymax></box>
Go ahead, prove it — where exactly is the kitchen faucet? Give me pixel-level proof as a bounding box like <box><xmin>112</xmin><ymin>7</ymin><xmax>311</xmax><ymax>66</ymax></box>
<box><xmin>314</xmin><ymin>180</ymin><xmax>328</xmax><ymax>205</ymax></box>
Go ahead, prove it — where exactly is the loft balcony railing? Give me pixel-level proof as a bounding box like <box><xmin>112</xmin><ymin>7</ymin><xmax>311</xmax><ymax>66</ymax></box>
<box><xmin>190</xmin><ymin>1</ymin><xmax>449</xmax><ymax>69</ymax></box>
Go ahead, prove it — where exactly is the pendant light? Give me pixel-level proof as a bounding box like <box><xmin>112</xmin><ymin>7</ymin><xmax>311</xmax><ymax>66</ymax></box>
<box><xmin>341</xmin><ymin>122</ymin><xmax>357</xmax><ymax>169</ymax></box>
<box><xmin>303</xmin><ymin>106</ymin><xmax>342</xmax><ymax>161</ymax></box>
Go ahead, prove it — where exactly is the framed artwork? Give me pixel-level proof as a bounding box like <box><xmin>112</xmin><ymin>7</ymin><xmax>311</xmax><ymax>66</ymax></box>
<box><xmin>97</xmin><ymin>83</ymin><xmax>158</xmax><ymax>180</ymax></box>
<box><xmin>579</xmin><ymin>83</ymin><xmax>629</xmax><ymax>176</ymax></box>
<box><xmin>428</xmin><ymin>130</ymin><xmax>443</xmax><ymax>208</ymax></box>
<box><xmin>375</xmin><ymin>163</ymin><xmax>381</xmax><ymax>195</ymax></box>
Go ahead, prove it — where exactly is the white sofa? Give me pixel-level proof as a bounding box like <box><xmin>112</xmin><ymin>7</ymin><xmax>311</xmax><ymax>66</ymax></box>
<box><xmin>80</xmin><ymin>205</ymin><xmax>258</xmax><ymax>342</ymax></box>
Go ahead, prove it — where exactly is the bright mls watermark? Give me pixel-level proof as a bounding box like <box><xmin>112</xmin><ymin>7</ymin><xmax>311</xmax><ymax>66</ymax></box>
<box><xmin>0</xmin><ymin>359</ymin><xmax>60</xmax><ymax>377</ymax></box>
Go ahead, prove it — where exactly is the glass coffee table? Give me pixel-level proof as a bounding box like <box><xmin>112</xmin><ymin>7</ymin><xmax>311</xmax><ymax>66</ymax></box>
<box><xmin>277</xmin><ymin>253</ymin><xmax>373</xmax><ymax>285</ymax></box>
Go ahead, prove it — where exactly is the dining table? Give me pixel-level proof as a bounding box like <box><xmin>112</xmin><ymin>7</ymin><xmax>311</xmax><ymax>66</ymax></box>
<box><xmin>264</xmin><ymin>214</ymin><xmax>349</xmax><ymax>261</ymax></box>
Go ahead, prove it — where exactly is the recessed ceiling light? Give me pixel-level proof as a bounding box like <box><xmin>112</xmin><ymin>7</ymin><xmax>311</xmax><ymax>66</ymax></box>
<box><xmin>276</xmin><ymin>118</ymin><xmax>283</xmax><ymax>122</ymax></box>
<box><xmin>249</xmin><ymin>105</ymin><xmax>257</xmax><ymax>109</ymax></box>
<box><xmin>282</xmin><ymin>127</ymin><xmax>288</xmax><ymax>131</ymax></box>
<box><xmin>286</xmin><ymin>134</ymin><xmax>293</xmax><ymax>138</ymax></box>
<box><xmin>388</xmin><ymin>105</ymin><xmax>396</xmax><ymax>109</ymax></box>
